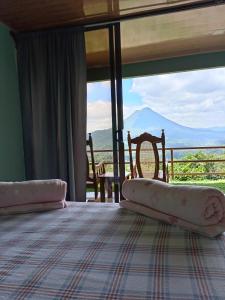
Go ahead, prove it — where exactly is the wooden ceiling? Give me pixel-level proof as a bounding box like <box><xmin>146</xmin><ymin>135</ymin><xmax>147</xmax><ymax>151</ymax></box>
<box><xmin>1</xmin><ymin>0</ymin><xmax>225</xmax><ymax>68</ymax></box>
<box><xmin>0</xmin><ymin>0</ymin><xmax>211</xmax><ymax>32</ymax></box>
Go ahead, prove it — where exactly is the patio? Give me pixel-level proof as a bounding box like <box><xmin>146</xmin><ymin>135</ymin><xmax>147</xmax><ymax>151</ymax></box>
<box><xmin>87</xmin><ymin>144</ymin><xmax>225</xmax><ymax>201</ymax></box>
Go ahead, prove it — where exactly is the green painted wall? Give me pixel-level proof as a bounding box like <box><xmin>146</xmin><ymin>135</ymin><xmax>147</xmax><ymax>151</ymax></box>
<box><xmin>0</xmin><ymin>24</ymin><xmax>25</xmax><ymax>181</ymax></box>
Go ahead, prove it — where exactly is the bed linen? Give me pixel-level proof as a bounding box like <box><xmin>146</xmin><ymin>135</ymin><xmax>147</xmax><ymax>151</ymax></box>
<box><xmin>0</xmin><ymin>203</ymin><xmax>225</xmax><ymax>299</ymax></box>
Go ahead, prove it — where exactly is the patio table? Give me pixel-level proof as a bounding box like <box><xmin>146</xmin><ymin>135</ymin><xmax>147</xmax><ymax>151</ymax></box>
<box><xmin>98</xmin><ymin>171</ymin><xmax>130</xmax><ymax>202</ymax></box>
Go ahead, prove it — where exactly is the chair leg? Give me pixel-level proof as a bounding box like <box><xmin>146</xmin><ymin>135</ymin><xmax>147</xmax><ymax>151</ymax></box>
<box><xmin>94</xmin><ymin>184</ymin><xmax>98</xmax><ymax>200</ymax></box>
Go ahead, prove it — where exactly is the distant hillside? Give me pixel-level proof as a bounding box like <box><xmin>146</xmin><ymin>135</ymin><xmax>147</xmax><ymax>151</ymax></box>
<box><xmin>91</xmin><ymin>107</ymin><xmax>225</xmax><ymax>149</ymax></box>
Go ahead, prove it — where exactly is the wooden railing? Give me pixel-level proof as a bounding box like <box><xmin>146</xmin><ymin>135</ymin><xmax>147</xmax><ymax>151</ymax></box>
<box><xmin>89</xmin><ymin>145</ymin><xmax>225</xmax><ymax>180</ymax></box>
<box><xmin>166</xmin><ymin>146</ymin><xmax>225</xmax><ymax>179</ymax></box>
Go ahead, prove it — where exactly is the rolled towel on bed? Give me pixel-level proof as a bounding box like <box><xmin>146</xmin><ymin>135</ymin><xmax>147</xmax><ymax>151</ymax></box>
<box><xmin>120</xmin><ymin>199</ymin><xmax>225</xmax><ymax>237</ymax></box>
<box><xmin>0</xmin><ymin>179</ymin><xmax>67</xmax><ymax>209</ymax></box>
<box><xmin>0</xmin><ymin>199</ymin><xmax>67</xmax><ymax>215</ymax></box>
<box><xmin>121</xmin><ymin>179</ymin><xmax>225</xmax><ymax>237</ymax></box>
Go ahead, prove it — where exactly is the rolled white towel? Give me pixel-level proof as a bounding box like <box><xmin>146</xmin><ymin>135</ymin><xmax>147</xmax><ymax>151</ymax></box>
<box><xmin>120</xmin><ymin>199</ymin><xmax>225</xmax><ymax>238</ymax></box>
<box><xmin>0</xmin><ymin>199</ymin><xmax>67</xmax><ymax>215</ymax></box>
<box><xmin>122</xmin><ymin>179</ymin><xmax>225</xmax><ymax>227</ymax></box>
<box><xmin>0</xmin><ymin>179</ymin><xmax>67</xmax><ymax>208</ymax></box>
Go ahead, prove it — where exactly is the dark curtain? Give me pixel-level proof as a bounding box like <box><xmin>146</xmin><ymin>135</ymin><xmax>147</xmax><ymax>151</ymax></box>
<box><xmin>16</xmin><ymin>29</ymin><xmax>87</xmax><ymax>201</ymax></box>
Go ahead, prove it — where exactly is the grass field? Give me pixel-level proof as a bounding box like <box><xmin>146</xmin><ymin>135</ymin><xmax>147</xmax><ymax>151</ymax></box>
<box><xmin>172</xmin><ymin>179</ymin><xmax>225</xmax><ymax>193</ymax></box>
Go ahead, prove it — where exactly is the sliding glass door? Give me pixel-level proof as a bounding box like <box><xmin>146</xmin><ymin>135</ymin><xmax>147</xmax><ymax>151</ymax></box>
<box><xmin>85</xmin><ymin>24</ymin><xmax>125</xmax><ymax>202</ymax></box>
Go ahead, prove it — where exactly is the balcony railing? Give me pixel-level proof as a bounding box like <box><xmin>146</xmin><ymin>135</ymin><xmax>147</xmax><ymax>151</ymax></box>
<box><xmin>88</xmin><ymin>145</ymin><xmax>225</xmax><ymax>180</ymax></box>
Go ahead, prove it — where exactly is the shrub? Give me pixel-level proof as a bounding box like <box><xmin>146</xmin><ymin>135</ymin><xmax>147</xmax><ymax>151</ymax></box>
<box><xmin>170</xmin><ymin>151</ymin><xmax>225</xmax><ymax>181</ymax></box>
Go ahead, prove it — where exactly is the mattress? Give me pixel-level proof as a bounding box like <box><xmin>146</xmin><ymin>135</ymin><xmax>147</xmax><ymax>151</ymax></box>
<box><xmin>0</xmin><ymin>203</ymin><xmax>225</xmax><ymax>299</ymax></box>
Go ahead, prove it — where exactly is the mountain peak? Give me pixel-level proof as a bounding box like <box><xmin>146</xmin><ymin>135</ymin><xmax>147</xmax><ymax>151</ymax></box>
<box><xmin>125</xmin><ymin>106</ymin><xmax>179</xmax><ymax>128</ymax></box>
<box><xmin>91</xmin><ymin>106</ymin><xmax>225</xmax><ymax>149</ymax></box>
<box><xmin>134</xmin><ymin>106</ymin><xmax>153</xmax><ymax>114</ymax></box>
<box><xmin>141</xmin><ymin>107</ymin><xmax>152</xmax><ymax>111</ymax></box>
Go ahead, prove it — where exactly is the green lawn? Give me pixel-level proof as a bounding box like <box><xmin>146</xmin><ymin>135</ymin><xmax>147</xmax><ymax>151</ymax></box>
<box><xmin>171</xmin><ymin>179</ymin><xmax>225</xmax><ymax>193</ymax></box>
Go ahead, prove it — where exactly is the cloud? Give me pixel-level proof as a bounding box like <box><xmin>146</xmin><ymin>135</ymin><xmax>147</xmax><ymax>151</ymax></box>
<box><xmin>87</xmin><ymin>99</ymin><xmax>146</xmax><ymax>132</ymax></box>
<box><xmin>87</xmin><ymin>100</ymin><xmax>112</xmax><ymax>132</ymax></box>
<box><xmin>100</xmin><ymin>81</ymin><xmax>110</xmax><ymax>88</ymax></box>
<box><xmin>130</xmin><ymin>68</ymin><xmax>225</xmax><ymax>128</ymax></box>
<box><xmin>87</xmin><ymin>81</ymin><xmax>111</xmax><ymax>103</ymax></box>
<box><xmin>123</xmin><ymin>104</ymin><xmax>146</xmax><ymax>118</ymax></box>
<box><xmin>87</xmin><ymin>68</ymin><xmax>225</xmax><ymax>131</ymax></box>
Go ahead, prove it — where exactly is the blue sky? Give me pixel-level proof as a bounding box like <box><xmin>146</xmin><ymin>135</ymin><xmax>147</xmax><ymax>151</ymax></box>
<box><xmin>87</xmin><ymin>67</ymin><xmax>225</xmax><ymax>132</ymax></box>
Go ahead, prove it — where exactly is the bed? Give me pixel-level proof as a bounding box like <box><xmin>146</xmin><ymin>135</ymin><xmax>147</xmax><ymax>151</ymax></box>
<box><xmin>0</xmin><ymin>203</ymin><xmax>225</xmax><ymax>299</ymax></box>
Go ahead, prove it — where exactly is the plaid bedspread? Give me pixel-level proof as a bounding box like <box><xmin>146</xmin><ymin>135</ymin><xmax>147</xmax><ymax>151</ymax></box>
<box><xmin>0</xmin><ymin>203</ymin><xmax>225</xmax><ymax>300</ymax></box>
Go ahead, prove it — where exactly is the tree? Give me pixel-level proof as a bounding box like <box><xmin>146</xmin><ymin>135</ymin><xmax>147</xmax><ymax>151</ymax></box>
<box><xmin>171</xmin><ymin>151</ymin><xmax>223</xmax><ymax>181</ymax></box>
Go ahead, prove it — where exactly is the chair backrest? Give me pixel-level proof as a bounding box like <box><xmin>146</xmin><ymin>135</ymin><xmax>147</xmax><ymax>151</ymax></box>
<box><xmin>86</xmin><ymin>133</ymin><xmax>96</xmax><ymax>182</ymax></box>
<box><xmin>127</xmin><ymin>131</ymin><xmax>166</xmax><ymax>182</ymax></box>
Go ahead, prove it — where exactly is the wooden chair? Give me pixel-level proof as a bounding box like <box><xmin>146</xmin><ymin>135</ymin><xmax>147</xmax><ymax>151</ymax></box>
<box><xmin>127</xmin><ymin>130</ymin><xmax>167</xmax><ymax>182</ymax></box>
<box><xmin>86</xmin><ymin>133</ymin><xmax>105</xmax><ymax>200</ymax></box>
